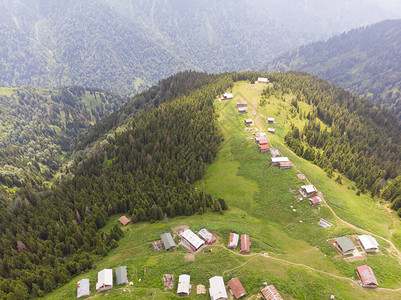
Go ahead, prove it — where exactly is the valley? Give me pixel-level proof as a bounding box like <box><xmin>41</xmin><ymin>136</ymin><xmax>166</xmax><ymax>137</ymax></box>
<box><xmin>46</xmin><ymin>81</ymin><xmax>401</xmax><ymax>299</ymax></box>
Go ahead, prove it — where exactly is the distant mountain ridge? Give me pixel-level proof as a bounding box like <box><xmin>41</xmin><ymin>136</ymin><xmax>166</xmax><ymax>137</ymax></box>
<box><xmin>262</xmin><ymin>19</ymin><xmax>401</xmax><ymax>118</ymax></box>
<box><xmin>1</xmin><ymin>0</ymin><xmax>400</xmax><ymax>94</ymax></box>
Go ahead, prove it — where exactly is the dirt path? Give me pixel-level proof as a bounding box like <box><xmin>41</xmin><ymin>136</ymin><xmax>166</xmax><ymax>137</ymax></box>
<box><xmin>213</xmin><ymin>244</ymin><xmax>356</xmax><ymax>283</ymax></box>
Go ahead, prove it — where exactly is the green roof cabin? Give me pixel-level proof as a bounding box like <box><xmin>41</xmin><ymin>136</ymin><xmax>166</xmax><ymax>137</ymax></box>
<box><xmin>161</xmin><ymin>233</ymin><xmax>176</xmax><ymax>251</ymax></box>
<box><xmin>335</xmin><ymin>237</ymin><xmax>355</xmax><ymax>255</ymax></box>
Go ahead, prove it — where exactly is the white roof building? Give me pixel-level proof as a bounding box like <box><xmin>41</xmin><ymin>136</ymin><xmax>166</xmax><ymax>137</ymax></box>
<box><xmin>96</xmin><ymin>269</ymin><xmax>113</xmax><ymax>292</ymax></box>
<box><xmin>257</xmin><ymin>77</ymin><xmax>269</xmax><ymax>84</ymax></box>
<box><xmin>271</xmin><ymin>157</ymin><xmax>289</xmax><ymax>164</ymax></box>
<box><xmin>358</xmin><ymin>235</ymin><xmax>379</xmax><ymax>252</ymax></box>
<box><xmin>77</xmin><ymin>279</ymin><xmax>90</xmax><ymax>298</ymax></box>
<box><xmin>209</xmin><ymin>276</ymin><xmax>227</xmax><ymax>300</ymax></box>
<box><xmin>267</xmin><ymin>117</ymin><xmax>275</xmax><ymax>122</ymax></box>
<box><xmin>199</xmin><ymin>228</ymin><xmax>216</xmax><ymax>243</ymax></box>
<box><xmin>228</xmin><ymin>233</ymin><xmax>239</xmax><ymax>248</ymax></box>
<box><xmin>301</xmin><ymin>185</ymin><xmax>317</xmax><ymax>194</ymax></box>
<box><xmin>177</xmin><ymin>274</ymin><xmax>191</xmax><ymax>295</ymax></box>
<box><xmin>181</xmin><ymin>229</ymin><xmax>205</xmax><ymax>250</ymax></box>
<box><xmin>223</xmin><ymin>93</ymin><xmax>233</xmax><ymax>99</ymax></box>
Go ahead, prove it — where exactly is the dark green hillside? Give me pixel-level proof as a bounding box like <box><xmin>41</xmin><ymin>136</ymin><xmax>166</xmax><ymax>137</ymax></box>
<box><xmin>263</xmin><ymin>20</ymin><xmax>401</xmax><ymax>118</ymax></box>
<box><xmin>272</xmin><ymin>72</ymin><xmax>401</xmax><ymax>194</ymax></box>
<box><xmin>74</xmin><ymin>71</ymin><xmax>226</xmax><ymax>151</ymax></box>
<box><xmin>383</xmin><ymin>176</ymin><xmax>401</xmax><ymax>214</ymax></box>
<box><xmin>0</xmin><ymin>72</ymin><xmax>235</xmax><ymax>298</ymax></box>
<box><xmin>0</xmin><ymin>86</ymin><xmax>127</xmax><ymax>198</ymax></box>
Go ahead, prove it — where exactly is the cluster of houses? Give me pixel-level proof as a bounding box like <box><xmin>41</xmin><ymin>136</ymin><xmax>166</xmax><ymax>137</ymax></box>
<box><xmin>298</xmin><ymin>184</ymin><xmax>323</xmax><ymax>206</ymax></box>
<box><xmin>154</xmin><ymin>228</ymin><xmax>218</xmax><ymax>253</ymax></box>
<box><xmin>77</xmin><ymin>266</ymin><xmax>128</xmax><ymax>298</ymax></box>
<box><xmin>78</xmin><ymin>265</ymin><xmax>282</xmax><ymax>299</ymax></box>
<box><xmin>333</xmin><ymin>235</ymin><xmax>379</xmax><ymax>255</ymax></box>
<box><xmin>330</xmin><ymin>235</ymin><xmax>380</xmax><ymax>287</ymax></box>
<box><xmin>266</xmin><ymin>117</ymin><xmax>276</xmax><ymax>134</ymax></box>
<box><xmin>155</xmin><ymin>228</ymin><xmax>251</xmax><ymax>255</ymax></box>
<box><xmin>227</xmin><ymin>233</ymin><xmax>251</xmax><ymax>253</ymax></box>
<box><xmin>166</xmin><ymin>273</ymin><xmax>282</xmax><ymax>299</ymax></box>
<box><xmin>237</xmin><ymin>101</ymin><xmax>248</xmax><ymax>114</ymax></box>
<box><xmin>296</xmin><ymin>180</ymin><xmax>381</xmax><ymax>289</ymax></box>
<box><xmin>271</xmin><ymin>156</ymin><xmax>294</xmax><ymax>169</ymax></box>
<box><xmin>254</xmin><ymin>132</ymin><xmax>269</xmax><ymax>153</ymax></box>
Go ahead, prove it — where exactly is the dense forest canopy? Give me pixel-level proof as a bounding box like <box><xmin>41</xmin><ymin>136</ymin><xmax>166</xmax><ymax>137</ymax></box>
<box><xmin>0</xmin><ymin>86</ymin><xmax>127</xmax><ymax>200</ymax></box>
<box><xmin>1</xmin><ymin>0</ymin><xmax>400</xmax><ymax>94</ymax></box>
<box><xmin>262</xmin><ymin>19</ymin><xmax>401</xmax><ymax>118</ymax></box>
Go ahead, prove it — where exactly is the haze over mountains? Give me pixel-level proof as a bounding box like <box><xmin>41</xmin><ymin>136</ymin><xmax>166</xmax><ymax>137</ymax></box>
<box><xmin>263</xmin><ymin>19</ymin><xmax>401</xmax><ymax>118</ymax></box>
<box><xmin>1</xmin><ymin>0</ymin><xmax>400</xmax><ymax>94</ymax></box>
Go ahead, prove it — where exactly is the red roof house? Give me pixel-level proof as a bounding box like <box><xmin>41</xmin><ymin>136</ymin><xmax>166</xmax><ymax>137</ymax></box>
<box><xmin>259</xmin><ymin>144</ymin><xmax>269</xmax><ymax>153</ymax></box>
<box><xmin>308</xmin><ymin>196</ymin><xmax>322</xmax><ymax>206</ymax></box>
<box><xmin>261</xmin><ymin>285</ymin><xmax>283</xmax><ymax>300</ymax></box>
<box><xmin>240</xmin><ymin>235</ymin><xmax>250</xmax><ymax>253</ymax></box>
<box><xmin>279</xmin><ymin>161</ymin><xmax>294</xmax><ymax>169</ymax></box>
<box><xmin>258</xmin><ymin>138</ymin><xmax>268</xmax><ymax>145</ymax></box>
<box><xmin>198</xmin><ymin>228</ymin><xmax>216</xmax><ymax>244</ymax></box>
<box><xmin>118</xmin><ymin>216</ymin><xmax>131</xmax><ymax>226</ymax></box>
<box><xmin>357</xmin><ymin>265</ymin><xmax>378</xmax><ymax>287</ymax></box>
<box><xmin>227</xmin><ymin>278</ymin><xmax>246</xmax><ymax>299</ymax></box>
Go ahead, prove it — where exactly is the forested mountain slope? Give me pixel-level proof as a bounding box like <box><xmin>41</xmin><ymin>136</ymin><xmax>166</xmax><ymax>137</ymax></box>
<box><xmin>1</xmin><ymin>0</ymin><xmax>399</xmax><ymax>94</ymax></box>
<box><xmin>0</xmin><ymin>71</ymin><xmax>237</xmax><ymax>298</ymax></box>
<box><xmin>0</xmin><ymin>86</ymin><xmax>127</xmax><ymax>199</ymax></box>
<box><xmin>262</xmin><ymin>20</ymin><xmax>401</xmax><ymax>118</ymax></box>
<box><xmin>269</xmin><ymin>72</ymin><xmax>401</xmax><ymax>196</ymax></box>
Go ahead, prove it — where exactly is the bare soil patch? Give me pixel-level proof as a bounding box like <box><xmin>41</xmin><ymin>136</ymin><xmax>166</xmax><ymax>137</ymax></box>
<box><xmin>184</xmin><ymin>253</ymin><xmax>195</xmax><ymax>261</ymax></box>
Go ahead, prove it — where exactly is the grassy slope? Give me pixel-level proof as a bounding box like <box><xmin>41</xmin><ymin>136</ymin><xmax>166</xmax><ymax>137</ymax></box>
<box><xmin>46</xmin><ymin>82</ymin><xmax>401</xmax><ymax>299</ymax></box>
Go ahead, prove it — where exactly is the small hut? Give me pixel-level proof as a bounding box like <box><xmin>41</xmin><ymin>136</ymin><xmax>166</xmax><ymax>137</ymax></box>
<box><xmin>118</xmin><ymin>216</ymin><xmax>131</xmax><ymax>226</ymax></box>
<box><xmin>115</xmin><ymin>266</ymin><xmax>128</xmax><ymax>286</ymax></box>
<box><xmin>77</xmin><ymin>279</ymin><xmax>90</xmax><ymax>299</ymax></box>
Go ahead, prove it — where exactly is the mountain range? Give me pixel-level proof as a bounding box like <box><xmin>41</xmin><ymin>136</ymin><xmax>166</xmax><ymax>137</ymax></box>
<box><xmin>262</xmin><ymin>19</ymin><xmax>401</xmax><ymax>118</ymax></box>
<box><xmin>1</xmin><ymin>0</ymin><xmax>400</xmax><ymax>94</ymax></box>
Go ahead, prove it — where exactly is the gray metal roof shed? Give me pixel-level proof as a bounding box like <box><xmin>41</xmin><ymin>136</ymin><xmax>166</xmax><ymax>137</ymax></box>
<box><xmin>161</xmin><ymin>233</ymin><xmax>176</xmax><ymax>251</ymax></box>
<box><xmin>115</xmin><ymin>266</ymin><xmax>128</xmax><ymax>286</ymax></box>
<box><xmin>336</xmin><ymin>237</ymin><xmax>355</xmax><ymax>253</ymax></box>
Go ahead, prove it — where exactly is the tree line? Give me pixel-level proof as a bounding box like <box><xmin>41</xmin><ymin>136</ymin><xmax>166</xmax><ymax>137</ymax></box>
<box><xmin>273</xmin><ymin>72</ymin><xmax>401</xmax><ymax>196</ymax></box>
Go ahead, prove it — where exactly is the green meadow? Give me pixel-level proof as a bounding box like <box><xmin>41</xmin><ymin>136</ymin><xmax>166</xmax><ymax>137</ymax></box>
<box><xmin>46</xmin><ymin>81</ymin><xmax>401</xmax><ymax>299</ymax></box>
